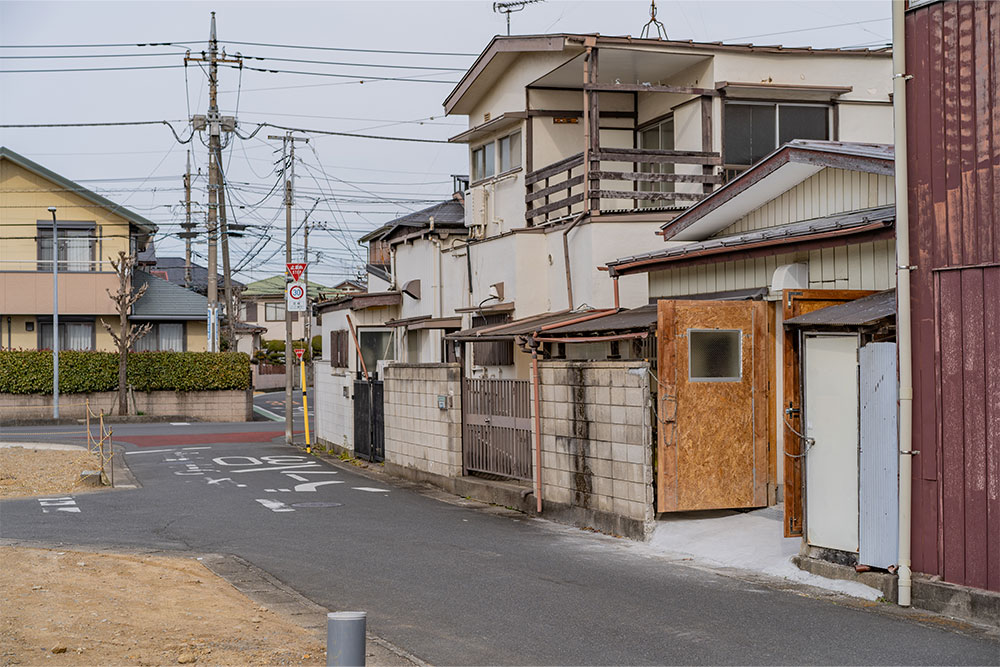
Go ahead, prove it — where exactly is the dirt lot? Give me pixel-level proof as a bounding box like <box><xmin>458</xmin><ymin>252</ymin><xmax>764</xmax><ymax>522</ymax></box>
<box><xmin>0</xmin><ymin>447</ymin><xmax>104</xmax><ymax>499</ymax></box>
<box><xmin>0</xmin><ymin>446</ymin><xmax>411</xmax><ymax>667</ymax></box>
<box><xmin>0</xmin><ymin>547</ymin><xmax>327</xmax><ymax>666</ymax></box>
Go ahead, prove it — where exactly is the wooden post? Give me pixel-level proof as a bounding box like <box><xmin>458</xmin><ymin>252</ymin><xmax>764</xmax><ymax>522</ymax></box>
<box><xmin>701</xmin><ymin>96</ymin><xmax>714</xmax><ymax>194</ymax></box>
<box><xmin>588</xmin><ymin>46</ymin><xmax>601</xmax><ymax>214</ymax></box>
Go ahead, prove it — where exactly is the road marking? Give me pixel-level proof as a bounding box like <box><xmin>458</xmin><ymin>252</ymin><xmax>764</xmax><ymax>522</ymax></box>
<box><xmin>125</xmin><ymin>448</ymin><xmax>176</xmax><ymax>455</ymax></box>
<box><xmin>38</xmin><ymin>497</ymin><xmax>80</xmax><ymax>513</ymax></box>
<box><xmin>182</xmin><ymin>446</ymin><xmax>211</xmax><ymax>450</ymax></box>
<box><xmin>206</xmin><ymin>477</ymin><xmax>233</xmax><ymax>485</ymax></box>
<box><xmin>293</xmin><ymin>480</ymin><xmax>344</xmax><ymax>492</ymax></box>
<box><xmin>283</xmin><ymin>472</ymin><xmax>338</xmax><ymax>481</ymax></box>
<box><xmin>352</xmin><ymin>487</ymin><xmax>390</xmax><ymax>493</ymax></box>
<box><xmin>230</xmin><ymin>463</ymin><xmax>320</xmax><ymax>474</ymax></box>
<box><xmin>253</xmin><ymin>405</ymin><xmax>283</xmax><ymax>422</ymax></box>
<box><xmin>255</xmin><ymin>498</ymin><xmax>294</xmax><ymax>513</ymax></box>
<box><xmin>170</xmin><ymin>422</ymin><xmax>191</xmax><ymax>426</ymax></box>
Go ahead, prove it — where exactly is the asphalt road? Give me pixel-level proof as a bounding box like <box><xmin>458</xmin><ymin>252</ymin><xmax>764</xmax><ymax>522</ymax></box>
<box><xmin>1</xmin><ymin>422</ymin><xmax>997</xmax><ymax>666</ymax></box>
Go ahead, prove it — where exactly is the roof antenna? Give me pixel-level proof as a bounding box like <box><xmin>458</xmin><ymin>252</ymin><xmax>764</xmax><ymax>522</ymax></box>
<box><xmin>493</xmin><ymin>0</ymin><xmax>544</xmax><ymax>36</ymax></box>
<box><xmin>640</xmin><ymin>0</ymin><xmax>668</xmax><ymax>40</ymax></box>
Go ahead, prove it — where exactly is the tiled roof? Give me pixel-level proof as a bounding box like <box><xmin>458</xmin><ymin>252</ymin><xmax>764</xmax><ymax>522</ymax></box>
<box><xmin>133</xmin><ymin>270</ymin><xmax>208</xmax><ymax>320</ymax></box>
<box><xmin>242</xmin><ymin>275</ymin><xmax>327</xmax><ymax>299</ymax></box>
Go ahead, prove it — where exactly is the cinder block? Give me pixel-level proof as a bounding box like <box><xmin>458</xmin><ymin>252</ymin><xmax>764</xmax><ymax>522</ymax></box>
<box><xmin>625</xmin><ymin>387</ymin><xmax>645</xmax><ymax>407</ymax></box>
<box><xmin>592</xmin><ymin>475</ymin><xmax>613</xmax><ymax>498</ymax></box>
<box><xmin>611</xmin><ymin>442</ymin><xmax>628</xmax><ymax>462</ymax></box>
<box><xmin>593</xmin><ymin>439</ymin><xmax>613</xmax><ymax>461</ymax></box>
<box><xmin>624</xmin><ymin>406</ymin><xmax>644</xmax><ymax>426</ymax></box>
<box><xmin>625</xmin><ymin>424</ymin><xmax>646</xmax><ymax>445</ymax></box>
<box><xmin>589</xmin><ymin>457</ymin><xmax>612</xmax><ymax>479</ymax></box>
<box><xmin>613</xmin><ymin>496</ymin><xmax>629</xmax><ymax>517</ymax></box>
<box><xmin>626</xmin><ymin>444</ymin><xmax>645</xmax><ymax>464</ymax></box>
<box><xmin>610</xmin><ymin>407</ymin><xmax>627</xmax><ymax>425</ymax></box>
<box><xmin>591</xmin><ymin>403</ymin><xmax>611</xmax><ymax>424</ymax></box>
<box><xmin>593</xmin><ymin>422</ymin><xmax>611</xmax><ymax>443</ymax></box>
<box><xmin>612</xmin><ymin>460</ymin><xmax>629</xmax><ymax>481</ymax></box>
<box><xmin>611</xmin><ymin>424</ymin><xmax>627</xmax><ymax>444</ymax></box>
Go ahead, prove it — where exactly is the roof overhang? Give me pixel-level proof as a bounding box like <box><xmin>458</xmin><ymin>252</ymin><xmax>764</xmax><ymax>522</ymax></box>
<box><xmin>611</xmin><ymin>206</ymin><xmax>895</xmax><ymax>277</ymax></box>
<box><xmin>449</xmin><ymin>112</ymin><xmax>527</xmax><ymax>144</ymax></box>
<box><xmin>716</xmin><ymin>81</ymin><xmax>852</xmax><ymax>101</ymax></box>
<box><xmin>785</xmin><ymin>289</ymin><xmax>896</xmax><ymax>327</ymax></box>
<box><xmin>316</xmin><ymin>291</ymin><xmax>401</xmax><ymax>313</ymax></box>
<box><xmin>659</xmin><ymin>141</ymin><xmax>894</xmax><ymax>241</ymax></box>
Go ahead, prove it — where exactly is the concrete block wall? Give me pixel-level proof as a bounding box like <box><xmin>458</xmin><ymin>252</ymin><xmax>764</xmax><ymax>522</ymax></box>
<box><xmin>313</xmin><ymin>363</ymin><xmax>354</xmax><ymax>454</ymax></box>
<box><xmin>537</xmin><ymin>360</ymin><xmax>655</xmax><ymax>534</ymax></box>
<box><xmin>384</xmin><ymin>363</ymin><xmax>463</xmax><ymax>478</ymax></box>
<box><xmin>0</xmin><ymin>389</ymin><xmax>252</xmax><ymax>422</ymax></box>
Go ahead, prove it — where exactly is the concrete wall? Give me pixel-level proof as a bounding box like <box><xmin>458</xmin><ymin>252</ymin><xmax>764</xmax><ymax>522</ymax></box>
<box><xmin>537</xmin><ymin>360</ymin><xmax>655</xmax><ymax>538</ymax></box>
<box><xmin>0</xmin><ymin>389</ymin><xmax>252</xmax><ymax>422</ymax></box>
<box><xmin>383</xmin><ymin>363</ymin><xmax>463</xmax><ymax>478</ymax></box>
<box><xmin>313</xmin><ymin>362</ymin><xmax>354</xmax><ymax>454</ymax></box>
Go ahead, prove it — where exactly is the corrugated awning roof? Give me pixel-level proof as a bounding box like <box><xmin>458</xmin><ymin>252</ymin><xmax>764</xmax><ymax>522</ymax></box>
<box><xmin>785</xmin><ymin>289</ymin><xmax>896</xmax><ymax>327</ymax></box>
<box><xmin>609</xmin><ymin>205</ymin><xmax>895</xmax><ymax>276</ymax></box>
<box><xmin>540</xmin><ymin>305</ymin><xmax>657</xmax><ymax>335</ymax></box>
<box><xmin>315</xmin><ymin>291</ymin><xmax>401</xmax><ymax>313</ymax></box>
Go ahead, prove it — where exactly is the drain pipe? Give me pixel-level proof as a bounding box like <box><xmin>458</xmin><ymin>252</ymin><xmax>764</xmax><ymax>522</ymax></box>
<box><xmin>892</xmin><ymin>0</ymin><xmax>914</xmax><ymax>608</ymax></box>
<box><xmin>530</xmin><ymin>340</ymin><xmax>543</xmax><ymax>513</ymax></box>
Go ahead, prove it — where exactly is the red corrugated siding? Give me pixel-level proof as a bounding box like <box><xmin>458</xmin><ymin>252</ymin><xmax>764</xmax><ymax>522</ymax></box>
<box><xmin>906</xmin><ymin>0</ymin><xmax>1000</xmax><ymax>592</ymax></box>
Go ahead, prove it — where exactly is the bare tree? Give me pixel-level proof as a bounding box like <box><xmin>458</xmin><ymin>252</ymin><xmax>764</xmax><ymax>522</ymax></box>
<box><xmin>100</xmin><ymin>251</ymin><xmax>152</xmax><ymax>416</ymax></box>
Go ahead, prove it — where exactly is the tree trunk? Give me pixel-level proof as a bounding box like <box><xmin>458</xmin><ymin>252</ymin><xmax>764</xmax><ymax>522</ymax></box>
<box><xmin>118</xmin><ymin>310</ymin><xmax>128</xmax><ymax>416</ymax></box>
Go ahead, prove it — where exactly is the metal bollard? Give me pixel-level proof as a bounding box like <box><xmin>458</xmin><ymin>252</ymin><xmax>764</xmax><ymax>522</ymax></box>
<box><xmin>326</xmin><ymin>611</ymin><xmax>366</xmax><ymax>667</ymax></box>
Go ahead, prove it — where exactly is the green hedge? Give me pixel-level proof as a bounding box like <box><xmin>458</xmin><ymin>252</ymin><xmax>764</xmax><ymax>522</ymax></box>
<box><xmin>0</xmin><ymin>350</ymin><xmax>251</xmax><ymax>395</ymax></box>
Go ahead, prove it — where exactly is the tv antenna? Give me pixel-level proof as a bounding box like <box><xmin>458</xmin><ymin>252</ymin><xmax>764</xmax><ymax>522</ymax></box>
<box><xmin>493</xmin><ymin>0</ymin><xmax>544</xmax><ymax>36</ymax></box>
<box><xmin>640</xmin><ymin>0</ymin><xmax>668</xmax><ymax>40</ymax></box>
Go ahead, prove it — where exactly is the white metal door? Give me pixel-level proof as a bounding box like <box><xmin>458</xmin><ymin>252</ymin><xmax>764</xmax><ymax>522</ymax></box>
<box><xmin>859</xmin><ymin>342</ymin><xmax>899</xmax><ymax>568</ymax></box>
<box><xmin>804</xmin><ymin>334</ymin><xmax>859</xmax><ymax>553</ymax></box>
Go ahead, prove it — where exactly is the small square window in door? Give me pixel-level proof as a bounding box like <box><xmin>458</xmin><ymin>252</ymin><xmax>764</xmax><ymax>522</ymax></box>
<box><xmin>688</xmin><ymin>329</ymin><xmax>742</xmax><ymax>381</ymax></box>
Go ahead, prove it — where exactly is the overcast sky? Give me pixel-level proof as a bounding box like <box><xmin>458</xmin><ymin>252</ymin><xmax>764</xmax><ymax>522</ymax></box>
<box><xmin>0</xmin><ymin>0</ymin><xmax>892</xmax><ymax>284</ymax></box>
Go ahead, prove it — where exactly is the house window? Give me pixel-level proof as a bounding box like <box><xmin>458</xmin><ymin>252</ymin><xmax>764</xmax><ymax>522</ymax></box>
<box><xmin>723</xmin><ymin>102</ymin><xmax>829</xmax><ymax>168</ymax></box>
<box><xmin>329</xmin><ymin>329</ymin><xmax>349</xmax><ymax>367</ymax></box>
<box><xmin>358</xmin><ymin>329</ymin><xmax>395</xmax><ymax>377</ymax></box>
<box><xmin>471</xmin><ymin>313</ymin><xmax>514</xmax><ymax>366</ymax></box>
<box><xmin>265</xmin><ymin>303</ymin><xmax>285</xmax><ymax>321</ymax></box>
<box><xmin>688</xmin><ymin>329</ymin><xmax>742</xmax><ymax>382</ymax></box>
<box><xmin>638</xmin><ymin>117</ymin><xmax>674</xmax><ymax>208</ymax></box>
<box><xmin>39</xmin><ymin>320</ymin><xmax>94</xmax><ymax>351</ymax></box>
<box><xmin>498</xmin><ymin>131</ymin><xmax>521</xmax><ymax>173</ymax></box>
<box><xmin>368</xmin><ymin>239</ymin><xmax>391</xmax><ymax>268</ymax></box>
<box><xmin>134</xmin><ymin>322</ymin><xmax>185</xmax><ymax>352</ymax></box>
<box><xmin>37</xmin><ymin>227</ymin><xmax>96</xmax><ymax>271</ymax></box>
<box><xmin>472</xmin><ymin>142</ymin><xmax>495</xmax><ymax>182</ymax></box>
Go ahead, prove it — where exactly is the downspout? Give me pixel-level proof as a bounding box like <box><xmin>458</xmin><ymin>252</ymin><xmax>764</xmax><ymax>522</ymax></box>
<box><xmin>562</xmin><ymin>213</ymin><xmax>587</xmax><ymax>310</ymax></box>
<box><xmin>613</xmin><ymin>275</ymin><xmax>620</xmax><ymax>309</ymax></box>
<box><xmin>530</xmin><ymin>341</ymin><xmax>543</xmax><ymax>513</ymax></box>
<box><xmin>892</xmin><ymin>0</ymin><xmax>914</xmax><ymax>608</ymax></box>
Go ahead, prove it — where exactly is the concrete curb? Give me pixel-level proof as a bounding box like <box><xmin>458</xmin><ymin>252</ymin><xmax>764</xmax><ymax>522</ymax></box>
<box><xmin>794</xmin><ymin>555</ymin><xmax>1000</xmax><ymax>631</ymax></box>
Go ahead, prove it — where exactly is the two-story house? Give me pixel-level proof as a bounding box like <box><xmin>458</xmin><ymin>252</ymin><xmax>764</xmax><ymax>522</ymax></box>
<box><xmin>442</xmin><ymin>33</ymin><xmax>893</xmax><ymax>378</ymax></box>
<box><xmin>0</xmin><ymin>147</ymin><xmax>208</xmax><ymax>352</ymax></box>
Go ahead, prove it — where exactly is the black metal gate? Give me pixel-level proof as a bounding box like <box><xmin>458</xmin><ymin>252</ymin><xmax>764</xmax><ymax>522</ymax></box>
<box><xmin>353</xmin><ymin>378</ymin><xmax>384</xmax><ymax>462</ymax></box>
<box><xmin>462</xmin><ymin>378</ymin><xmax>533</xmax><ymax>481</ymax></box>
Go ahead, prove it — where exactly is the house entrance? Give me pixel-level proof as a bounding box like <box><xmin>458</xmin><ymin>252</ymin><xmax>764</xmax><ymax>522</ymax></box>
<box><xmin>462</xmin><ymin>378</ymin><xmax>533</xmax><ymax>481</ymax></box>
<box><xmin>655</xmin><ymin>299</ymin><xmax>770</xmax><ymax>512</ymax></box>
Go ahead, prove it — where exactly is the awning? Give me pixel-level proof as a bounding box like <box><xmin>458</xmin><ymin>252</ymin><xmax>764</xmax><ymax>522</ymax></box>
<box><xmin>539</xmin><ymin>304</ymin><xmax>657</xmax><ymax>336</ymax></box>
<box><xmin>315</xmin><ymin>291</ymin><xmax>402</xmax><ymax>313</ymax></box>
<box><xmin>785</xmin><ymin>289</ymin><xmax>896</xmax><ymax>327</ymax></box>
<box><xmin>386</xmin><ymin>315</ymin><xmax>462</xmax><ymax>330</ymax></box>
<box><xmin>447</xmin><ymin>309</ymin><xmax>601</xmax><ymax>342</ymax></box>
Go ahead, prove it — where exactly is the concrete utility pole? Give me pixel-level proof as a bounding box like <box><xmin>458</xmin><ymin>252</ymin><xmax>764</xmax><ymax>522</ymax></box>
<box><xmin>268</xmin><ymin>132</ymin><xmax>308</xmax><ymax>445</ymax></box>
<box><xmin>302</xmin><ymin>199</ymin><xmax>320</xmax><ymax>359</ymax></box>
<box><xmin>185</xmin><ymin>11</ymin><xmax>241</xmax><ymax>352</ymax></box>
<box><xmin>216</xmin><ymin>144</ymin><xmax>235</xmax><ymax>349</ymax></box>
<box><xmin>183</xmin><ymin>151</ymin><xmax>193</xmax><ymax>287</ymax></box>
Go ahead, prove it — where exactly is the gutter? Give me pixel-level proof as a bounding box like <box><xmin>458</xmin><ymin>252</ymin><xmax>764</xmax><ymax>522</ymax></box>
<box><xmin>892</xmin><ymin>0</ymin><xmax>914</xmax><ymax>608</ymax></box>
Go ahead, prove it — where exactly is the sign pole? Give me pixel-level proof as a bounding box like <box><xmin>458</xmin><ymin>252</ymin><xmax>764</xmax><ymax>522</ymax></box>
<box><xmin>297</xmin><ymin>348</ymin><xmax>311</xmax><ymax>454</ymax></box>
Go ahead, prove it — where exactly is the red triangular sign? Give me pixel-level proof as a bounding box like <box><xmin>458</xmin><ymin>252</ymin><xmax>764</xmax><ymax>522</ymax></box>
<box><xmin>286</xmin><ymin>262</ymin><xmax>307</xmax><ymax>282</ymax></box>
<box><xmin>294</xmin><ymin>348</ymin><xmax>305</xmax><ymax>360</ymax></box>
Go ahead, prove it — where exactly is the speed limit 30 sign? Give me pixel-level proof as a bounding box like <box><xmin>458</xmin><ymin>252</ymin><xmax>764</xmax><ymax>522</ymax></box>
<box><xmin>286</xmin><ymin>280</ymin><xmax>307</xmax><ymax>311</ymax></box>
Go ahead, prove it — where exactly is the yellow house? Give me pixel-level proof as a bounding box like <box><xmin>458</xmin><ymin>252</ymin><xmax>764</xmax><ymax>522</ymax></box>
<box><xmin>0</xmin><ymin>147</ymin><xmax>207</xmax><ymax>351</ymax></box>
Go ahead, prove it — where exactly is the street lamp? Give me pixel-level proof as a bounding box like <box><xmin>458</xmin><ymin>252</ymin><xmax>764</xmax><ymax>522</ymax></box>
<box><xmin>48</xmin><ymin>206</ymin><xmax>59</xmax><ymax>419</ymax></box>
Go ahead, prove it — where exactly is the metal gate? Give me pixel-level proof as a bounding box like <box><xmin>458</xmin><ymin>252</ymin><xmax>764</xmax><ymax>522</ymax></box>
<box><xmin>462</xmin><ymin>378</ymin><xmax>533</xmax><ymax>481</ymax></box>
<box><xmin>859</xmin><ymin>341</ymin><xmax>898</xmax><ymax>569</ymax></box>
<box><xmin>354</xmin><ymin>378</ymin><xmax>384</xmax><ymax>462</ymax></box>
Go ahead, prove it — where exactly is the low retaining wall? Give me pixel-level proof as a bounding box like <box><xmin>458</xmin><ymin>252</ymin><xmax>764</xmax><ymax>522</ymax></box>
<box><xmin>537</xmin><ymin>360</ymin><xmax>655</xmax><ymax>540</ymax></box>
<box><xmin>0</xmin><ymin>389</ymin><xmax>253</xmax><ymax>422</ymax></box>
<box><xmin>313</xmin><ymin>363</ymin><xmax>355</xmax><ymax>455</ymax></box>
<box><xmin>383</xmin><ymin>363</ymin><xmax>462</xmax><ymax>478</ymax></box>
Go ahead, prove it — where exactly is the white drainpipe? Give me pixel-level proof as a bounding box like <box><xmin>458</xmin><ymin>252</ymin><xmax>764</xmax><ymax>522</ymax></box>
<box><xmin>892</xmin><ymin>0</ymin><xmax>914</xmax><ymax>608</ymax></box>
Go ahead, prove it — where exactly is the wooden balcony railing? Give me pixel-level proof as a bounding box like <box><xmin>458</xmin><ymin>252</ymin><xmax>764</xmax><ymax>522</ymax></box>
<box><xmin>524</xmin><ymin>148</ymin><xmax>722</xmax><ymax>225</ymax></box>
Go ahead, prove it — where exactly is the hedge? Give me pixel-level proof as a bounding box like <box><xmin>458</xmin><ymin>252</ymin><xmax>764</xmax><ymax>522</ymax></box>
<box><xmin>0</xmin><ymin>350</ymin><xmax>252</xmax><ymax>395</ymax></box>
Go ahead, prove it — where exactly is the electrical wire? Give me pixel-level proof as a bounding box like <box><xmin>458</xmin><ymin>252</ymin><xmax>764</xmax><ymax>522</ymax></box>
<box><xmin>0</xmin><ymin>64</ymin><xmax>188</xmax><ymax>74</ymax></box>
<box><xmin>217</xmin><ymin>40</ymin><xmax>476</xmax><ymax>57</ymax></box>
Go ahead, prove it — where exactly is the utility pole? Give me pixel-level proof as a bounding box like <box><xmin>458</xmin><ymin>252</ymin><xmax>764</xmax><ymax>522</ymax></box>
<box><xmin>269</xmin><ymin>132</ymin><xmax>308</xmax><ymax>445</ymax></box>
<box><xmin>185</xmin><ymin>11</ymin><xmax>241</xmax><ymax>352</ymax></box>
<box><xmin>302</xmin><ymin>199</ymin><xmax>320</xmax><ymax>359</ymax></box>
<box><xmin>216</xmin><ymin>144</ymin><xmax>235</xmax><ymax>349</ymax></box>
<box><xmin>182</xmin><ymin>151</ymin><xmax>193</xmax><ymax>287</ymax></box>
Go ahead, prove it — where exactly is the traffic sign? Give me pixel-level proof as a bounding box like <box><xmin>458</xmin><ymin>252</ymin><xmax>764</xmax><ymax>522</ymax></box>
<box><xmin>286</xmin><ymin>262</ymin><xmax>307</xmax><ymax>282</ymax></box>
<box><xmin>287</xmin><ymin>280</ymin><xmax>307</xmax><ymax>311</ymax></box>
<box><xmin>294</xmin><ymin>348</ymin><xmax>305</xmax><ymax>360</ymax></box>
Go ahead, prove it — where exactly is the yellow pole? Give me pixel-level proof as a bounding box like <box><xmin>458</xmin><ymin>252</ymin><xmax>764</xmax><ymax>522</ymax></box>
<box><xmin>300</xmin><ymin>354</ymin><xmax>311</xmax><ymax>453</ymax></box>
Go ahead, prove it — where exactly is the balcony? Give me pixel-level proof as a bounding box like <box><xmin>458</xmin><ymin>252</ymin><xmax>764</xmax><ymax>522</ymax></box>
<box><xmin>525</xmin><ymin>147</ymin><xmax>722</xmax><ymax>225</ymax></box>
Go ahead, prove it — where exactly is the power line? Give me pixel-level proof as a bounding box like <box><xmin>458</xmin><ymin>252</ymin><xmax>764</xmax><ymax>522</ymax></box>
<box><xmin>221</xmin><ymin>62</ymin><xmax>457</xmax><ymax>84</ymax></box>
<box><xmin>0</xmin><ymin>41</ymin><xmax>199</xmax><ymax>49</ymax></box>
<box><xmin>218</xmin><ymin>40</ymin><xmax>477</xmax><ymax>57</ymax></box>
<box><xmin>0</xmin><ymin>64</ymin><xmax>188</xmax><ymax>74</ymax></box>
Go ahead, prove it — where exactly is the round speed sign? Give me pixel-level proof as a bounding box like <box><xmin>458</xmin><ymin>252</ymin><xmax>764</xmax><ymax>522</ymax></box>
<box><xmin>288</xmin><ymin>284</ymin><xmax>305</xmax><ymax>300</ymax></box>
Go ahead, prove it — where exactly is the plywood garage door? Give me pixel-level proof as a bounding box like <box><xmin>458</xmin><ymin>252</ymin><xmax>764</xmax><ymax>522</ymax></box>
<box><xmin>656</xmin><ymin>299</ymin><xmax>769</xmax><ymax>512</ymax></box>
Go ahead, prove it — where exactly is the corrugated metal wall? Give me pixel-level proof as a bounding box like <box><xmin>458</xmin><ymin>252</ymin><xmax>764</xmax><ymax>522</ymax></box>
<box><xmin>906</xmin><ymin>0</ymin><xmax>1000</xmax><ymax>592</ymax></box>
<box><xmin>859</xmin><ymin>342</ymin><xmax>899</xmax><ymax>569</ymax></box>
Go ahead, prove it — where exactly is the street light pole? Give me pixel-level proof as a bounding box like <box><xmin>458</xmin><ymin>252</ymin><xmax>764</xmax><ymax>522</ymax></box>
<box><xmin>48</xmin><ymin>206</ymin><xmax>59</xmax><ymax>420</ymax></box>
